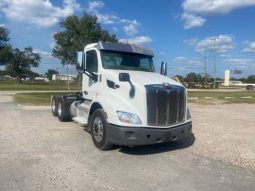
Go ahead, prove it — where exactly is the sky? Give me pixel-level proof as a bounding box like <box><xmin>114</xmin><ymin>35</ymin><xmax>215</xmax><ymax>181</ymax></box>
<box><xmin>0</xmin><ymin>0</ymin><xmax>255</xmax><ymax>78</ymax></box>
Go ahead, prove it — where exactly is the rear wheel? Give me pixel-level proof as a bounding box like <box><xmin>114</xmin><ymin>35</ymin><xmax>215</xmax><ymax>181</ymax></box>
<box><xmin>57</xmin><ymin>98</ymin><xmax>70</xmax><ymax>122</ymax></box>
<box><xmin>51</xmin><ymin>96</ymin><xmax>58</xmax><ymax>116</ymax></box>
<box><xmin>90</xmin><ymin>109</ymin><xmax>112</xmax><ymax>150</ymax></box>
<box><xmin>246</xmin><ymin>85</ymin><xmax>254</xmax><ymax>90</ymax></box>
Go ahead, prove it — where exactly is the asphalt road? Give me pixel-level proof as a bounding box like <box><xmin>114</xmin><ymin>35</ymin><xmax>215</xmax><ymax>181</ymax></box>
<box><xmin>0</xmin><ymin>94</ymin><xmax>255</xmax><ymax>191</ymax></box>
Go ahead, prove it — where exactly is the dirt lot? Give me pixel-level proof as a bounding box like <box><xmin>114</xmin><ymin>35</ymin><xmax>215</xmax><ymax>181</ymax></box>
<box><xmin>0</xmin><ymin>94</ymin><xmax>255</xmax><ymax>191</ymax></box>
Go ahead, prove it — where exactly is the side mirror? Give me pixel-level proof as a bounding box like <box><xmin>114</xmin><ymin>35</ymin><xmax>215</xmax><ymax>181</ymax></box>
<box><xmin>77</xmin><ymin>52</ymin><xmax>85</xmax><ymax>72</ymax></box>
<box><xmin>119</xmin><ymin>73</ymin><xmax>135</xmax><ymax>98</ymax></box>
<box><xmin>119</xmin><ymin>73</ymin><xmax>130</xmax><ymax>82</ymax></box>
<box><xmin>160</xmin><ymin>61</ymin><xmax>167</xmax><ymax>76</ymax></box>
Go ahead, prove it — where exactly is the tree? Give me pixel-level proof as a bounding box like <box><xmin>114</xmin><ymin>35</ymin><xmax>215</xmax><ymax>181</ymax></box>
<box><xmin>5</xmin><ymin>47</ymin><xmax>41</xmax><ymax>83</ymax></box>
<box><xmin>0</xmin><ymin>70</ymin><xmax>8</xmax><ymax>76</ymax></box>
<box><xmin>52</xmin><ymin>13</ymin><xmax>118</xmax><ymax>65</ymax></box>
<box><xmin>247</xmin><ymin>75</ymin><xmax>255</xmax><ymax>83</ymax></box>
<box><xmin>0</xmin><ymin>26</ymin><xmax>41</xmax><ymax>82</ymax></box>
<box><xmin>45</xmin><ymin>69</ymin><xmax>59</xmax><ymax>80</ymax></box>
<box><xmin>0</xmin><ymin>27</ymin><xmax>9</xmax><ymax>47</ymax></box>
<box><xmin>0</xmin><ymin>27</ymin><xmax>11</xmax><ymax>66</ymax></box>
<box><xmin>185</xmin><ymin>73</ymin><xmax>203</xmax><ymax>83</ymax></box>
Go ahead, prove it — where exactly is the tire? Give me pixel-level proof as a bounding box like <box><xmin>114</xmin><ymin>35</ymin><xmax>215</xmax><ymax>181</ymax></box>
<box><xmin>90</xmin><ymin>109</ymin><xmax>112</xmax><ymax>150</ymax></box>
<box><xmin>57</xmin><ymin>98</ymin><xmax>70</xmax><ymax>122</ymax></box>
<box><xmin>51</xmin><ymin>96</ymin><xmax>58</xmax><ymax>117</ymax></box>
<box><xmin>246</xmin><ymin>85</ymin><xmax>254</xmax><ymax>90</ymax></box>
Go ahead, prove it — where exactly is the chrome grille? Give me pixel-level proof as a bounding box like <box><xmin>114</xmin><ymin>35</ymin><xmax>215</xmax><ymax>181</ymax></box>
<box><xmin>146</xmin><ymin>84</ymin><xmax>186</xmax><ymax>126</ymax></box>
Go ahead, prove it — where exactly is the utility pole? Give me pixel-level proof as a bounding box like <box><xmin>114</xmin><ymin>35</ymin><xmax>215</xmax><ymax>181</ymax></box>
<box><xmin>213</xmin><ymin>53</ymin><xmax>216</xmax><ymax>88</ymax></box>
<box><xmin>210</xmin><ymin>36</ymin><xmax>218</xmax><ymax>89</ymax></box>
<box><xmin>204</xmin><ymin>56</ymin><xmax>207</xmax><ymax>84</ymax></box>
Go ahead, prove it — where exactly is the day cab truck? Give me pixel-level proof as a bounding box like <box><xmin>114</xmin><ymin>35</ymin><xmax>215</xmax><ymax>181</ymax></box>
<box><xmin>51</xmin><ymin>42</ymin><xmax>192</xmax><ymax>150</ymax></box>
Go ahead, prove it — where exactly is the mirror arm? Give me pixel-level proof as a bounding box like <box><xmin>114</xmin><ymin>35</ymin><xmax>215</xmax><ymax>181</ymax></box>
<box><xmin>84</xmin><ymin>70</ymin><xmax>98</xmax><ymax>82</ymax></box>
<box><xmin>128</xmin><ymin>80</ymin><xmax>135</xmax><ymax>98</ymax></box>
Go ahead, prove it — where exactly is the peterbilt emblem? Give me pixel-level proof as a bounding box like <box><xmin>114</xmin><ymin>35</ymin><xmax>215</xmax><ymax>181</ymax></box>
<box><xmin>162</xmin><ymin>82</ymin><xmax>172</xmax><ymax>90</ymax></box>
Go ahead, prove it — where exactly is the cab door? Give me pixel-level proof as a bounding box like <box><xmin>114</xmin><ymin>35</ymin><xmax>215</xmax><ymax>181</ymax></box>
<box><xmin>82</xmin><ymin>49</ymin><xmax>101</xmax><ymax>100</ymax></box>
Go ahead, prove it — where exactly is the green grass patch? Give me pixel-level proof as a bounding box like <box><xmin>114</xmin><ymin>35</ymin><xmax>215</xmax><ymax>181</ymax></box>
<box><xmin>13</xmin><ymin>90</ymin><xmax>255</xmax><ymax>106</ymax></box>
<box><xmin>188</xmin><ymin>91</ymin><xmax>255</xmax><ymax>104</ymax></box>
<box><xmin>14</xmin><ymin>92</ymin><xmax>72</xmax><ymax>106</ymax></box>
<box><xmin>0</xmin><ymin>81</ymin><xmax>79</xmax><ymax>91</ymax></box>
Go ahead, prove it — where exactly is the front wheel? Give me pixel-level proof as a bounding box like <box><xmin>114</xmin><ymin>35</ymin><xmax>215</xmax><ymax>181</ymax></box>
<box><xmin>90</xmin><ymin>109</ymin><xmax>112</xmax><ymax>150</ymax></box>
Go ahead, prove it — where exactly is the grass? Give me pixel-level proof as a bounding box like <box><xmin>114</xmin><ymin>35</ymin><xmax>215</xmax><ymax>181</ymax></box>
<box><xmin>0</xmin><ymin>81</ymin><xmax>79</xmax><ymax>91</ymax></box>
<box><xmin>188</xmin><ymin>91</ymin><xmax>255</xmax><ymax>104</ymax></box>
<box><xmin>13</xmin><ymin>90</ymin><xmax>255</xmax><ymax>106</ymax></box>
<box><xmin>13</xmin><ymin>92</ymin><xmax>73</xmax><ymax>106</ymax></box>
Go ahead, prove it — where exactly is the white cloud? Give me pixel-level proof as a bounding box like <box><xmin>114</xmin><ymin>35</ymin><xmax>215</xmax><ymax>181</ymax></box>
<box><xmin>220</xmin><ymin>53</ymin><xmax>231</xmax><ymax>58</ymax></box>
<box><xmin>0</xmin><ymin>0</ymin><xmax>80</xmax><ymax>27</ymax></box>
<box><xmin>181</xmin><ymin>13</ymin><xmax>206</xmax><ymax>29</ymax></box>
<box><xmin>184</xmin><ymin>38</ymin><xmax>199</xmax><ymax>46</ymax></box>
<box><xmin>96</xmin><ymin>13</ymin><xmax>118</xmax><ymax>24</ymax></box>
<box><xmin>224</xmin><ymin>58</ymin><xmax>253</xmax><ymax>66</ymax></box>
<box><xmin>34</xmin><ymin>49</ymin><xmax>54</xmax><ymax>59</ymax></box>
<box><xmin>173</xmin><ymin>56</ymin><xmax>202</xmax><ymax>66</ymax></box>
<box><xmin>119</xmin><ymin>36</ymin><xmax>152</xmax><ymax>46</ymax></box>
<box><xmin>183</xmin><ymin>0</ymin><xmax>255</xmax><ymax>15</ymax></box>
<box><xmin>87</xmin><ymin>1</ymin><xmax>149</xmax><ymax>39</ymax></box>
<box><xmin>181</xmin><ymin>0</ymin><xmax>255</xmax><ymax>29</ymax></box>
<box><xmin>243</xmin><ymin>41</ymin><xmax>255</xmax><ymax>53</ymax></box>
<box><xmin>195</xmin><ymin>35</ymin><xmax>235</xmax><ymax>53</ymax></box>
<box><xmin>87</xmin><ymin>1</ymin><xmax>141</xmax><ymax>36</ymax></box>
<box><xmin>88</xmin><ymin>0</ymin><xmax>104</xmax><ymax>12</ymax></box>
<box><xmin>112</xmin><ymin>27</ymin><xmax>119</xmax><ymax>33</ymax></box>
<box><xmin>88</xmin><ymin>0</ymin><xmax>118</xmax><ymax>24</ymax></box>
<box><xmin>122</xmin><ymin>20</ymin><xmax>140</xmax><ymax>36</ymax></box>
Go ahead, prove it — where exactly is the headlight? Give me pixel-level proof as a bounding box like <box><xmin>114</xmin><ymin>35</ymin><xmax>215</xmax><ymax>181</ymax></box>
<box><xmin>187</xmin><ymin>108</ymin><xmax>192</xmax><ymax>120</ymax></box>
<box><xmin>116</xmin><ymin>111</ymin><xmax>142</xmax><ymax>124</ymax></box>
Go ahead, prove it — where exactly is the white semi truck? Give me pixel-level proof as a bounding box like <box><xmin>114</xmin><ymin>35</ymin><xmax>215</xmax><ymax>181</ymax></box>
<box><xmin>51</xmin><ymin>42</ymin><xmax>192</xmax><ymax>150</ymax></box>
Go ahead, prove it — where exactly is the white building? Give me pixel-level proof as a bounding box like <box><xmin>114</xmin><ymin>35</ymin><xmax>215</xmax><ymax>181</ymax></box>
<box><xmin>52</xmin><ymin>74</ymin><xmax>76</xmax><ymax>81</ymax></box>
<box><xmin>224</xmin><ymin>70</ymin><xmax>230</xmax><ymax>86</ymax></box>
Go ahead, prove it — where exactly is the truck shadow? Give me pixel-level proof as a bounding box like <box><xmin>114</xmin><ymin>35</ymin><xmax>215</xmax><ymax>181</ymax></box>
<box><xmin>117</xmin><ymin>134</ymin><xmax>195</xmax><ymax>155</ymax></box>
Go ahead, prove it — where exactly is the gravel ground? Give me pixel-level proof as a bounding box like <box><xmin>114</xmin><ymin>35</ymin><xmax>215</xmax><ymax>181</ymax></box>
<box><xmin>1</xmin><ymin>94</ymin><xmax>255</xmax><ymax>190</ymax></box>
<box><xmin>189</xmin><ymin>103</ymin><xmax>255</xmax><ymax>170</ymax></box>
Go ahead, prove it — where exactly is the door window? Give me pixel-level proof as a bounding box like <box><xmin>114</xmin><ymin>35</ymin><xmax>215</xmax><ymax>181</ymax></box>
<box><xmin>86</xmin><ymin>50</ymin><xmax>98</xmax><ymax>73</ymax></box>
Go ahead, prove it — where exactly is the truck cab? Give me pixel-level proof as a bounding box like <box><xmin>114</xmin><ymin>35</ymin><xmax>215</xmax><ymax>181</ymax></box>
<box><xmin>51</xmin><ymin>42</ymin><xmax>192</xmax><ymax>150</ymax></box>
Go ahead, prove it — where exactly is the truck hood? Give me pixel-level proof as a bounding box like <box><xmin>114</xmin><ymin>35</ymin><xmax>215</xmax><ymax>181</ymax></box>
<box><xmin>100</xmin><ymin>69</ymin><xmax>185</xmax><ymax>126</ymax></box>
<box><xmin>104</xmin><ymin>69</ymin><xmax>182</xmax><ymax>87</ymax></box>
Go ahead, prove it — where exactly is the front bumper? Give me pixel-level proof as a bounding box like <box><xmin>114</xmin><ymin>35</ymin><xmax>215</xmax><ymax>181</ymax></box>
<box><xmin>107</xmin><ymin>122</ymin><xmax>192</xmax><ymax>146</ymax></box>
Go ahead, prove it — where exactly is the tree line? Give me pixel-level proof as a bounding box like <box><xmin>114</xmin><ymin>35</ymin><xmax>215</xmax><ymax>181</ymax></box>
<box><xmin>175</xmin><ymin>73</ymin><xmax>255</xmax><ymax>84</ymax></box>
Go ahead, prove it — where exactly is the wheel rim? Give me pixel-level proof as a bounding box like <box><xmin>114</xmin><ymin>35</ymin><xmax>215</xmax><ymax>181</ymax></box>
<box><xmin>92</xmin><ymin>117</ymin><xmax>104</xmax><ymax>142</ymax></box>
<box><xmin>58</xmin><ymin>101</ymin><xmax>62</xmax><ymax>116</ymax></box>
<box><xmin>51</xmin><ymin>99</ymin><xmax>55</xmax><ymax>112</ymax></box>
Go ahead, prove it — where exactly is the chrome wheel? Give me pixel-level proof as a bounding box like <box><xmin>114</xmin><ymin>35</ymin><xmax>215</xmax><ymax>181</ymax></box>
<box><xmin>58</xmin><ymin>101</ymin><xmax>62</xmax><ymax>117</ymax></box>
<box><xmin>92</xmin><ymin>117</ymin><xmax>104</xmax><ymax>142</ymax></box>
<box><xmin>51</xmin><ymin>99</ymin><xmax>55</xmax><ymax>112</ymax></box>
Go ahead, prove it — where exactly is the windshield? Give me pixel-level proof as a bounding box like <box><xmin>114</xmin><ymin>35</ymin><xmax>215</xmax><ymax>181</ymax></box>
<box><xmin>100</xmin><ymin>50</ymin><xmax>155</xmax><ymax>72</ymax></box>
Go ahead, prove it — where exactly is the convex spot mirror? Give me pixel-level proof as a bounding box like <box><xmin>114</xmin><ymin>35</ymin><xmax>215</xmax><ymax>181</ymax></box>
<box><xmin>77</xmin><ymin>52</ymin><xmax>85</xmax><ymax>72</ymax></box>
<box><xmin>160</xmin><ymin>61</ymin><xmax>167</xmax><ymax>76</ymax></box>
